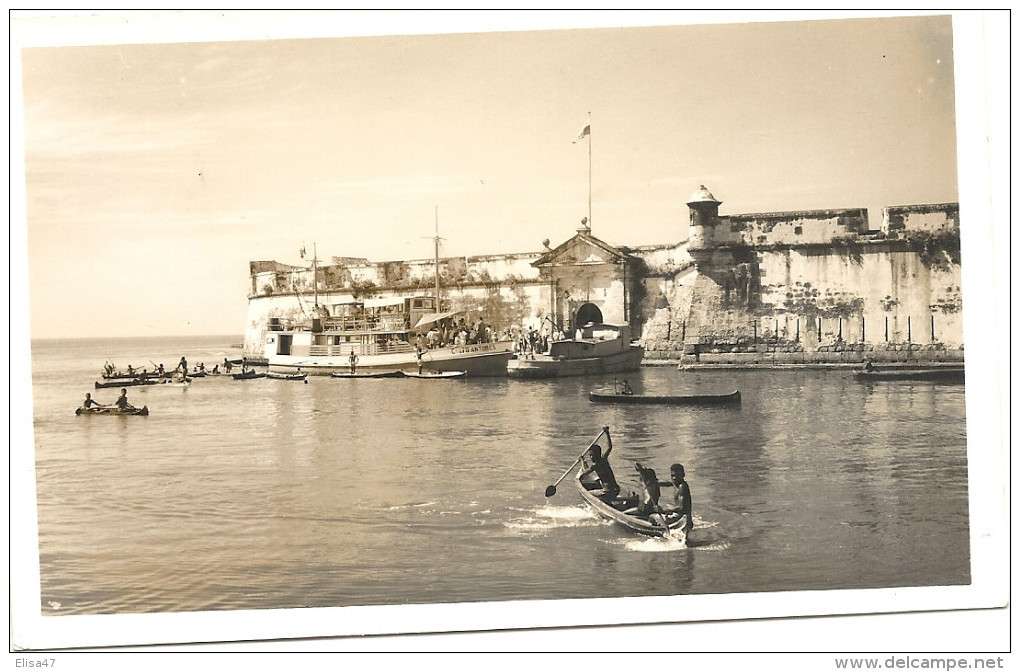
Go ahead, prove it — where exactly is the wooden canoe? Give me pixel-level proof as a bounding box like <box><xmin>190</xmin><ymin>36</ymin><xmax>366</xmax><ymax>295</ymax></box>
<box><xmin>401</xmin><ymin>370</ymin><xmax>466</xmax><ymax>379</ymax></box>
<box><xmin>95</xmin><ymin>378</ymin><xmax>159</xmax><ymax>389</ymax></box>
<box><xmin>231</xmin><ymin>370</ymin><xmax>267</xmax><ymax>380</ymax></box>
<box><xmin>575</xmin><ymin>469</ymin><xmax>686</xmax><ymax>537</ymax></box>
<box><xmin>853</xmin><ymin>367</ymin><xmax>964</xmax><ymax>382</ymax></box>
<box><xmin>588</xmin><ymin>390</ymin><xmax>741</xmax><ymax>405</ymax></box>
<box><xmin>330</xmin><ymin>370</ymin><xmax>404</xmax><ymax>379</ymax></box>
<box><xmin>76</xmin><ymin>405</ymin><xmax>149</xmax><ymax>416</ymax></box>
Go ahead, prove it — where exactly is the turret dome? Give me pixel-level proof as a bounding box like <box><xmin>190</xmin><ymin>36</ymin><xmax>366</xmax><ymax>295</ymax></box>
<box><xmin>687</xmin><ymin>185</ymin><xmax>720</xmax><ymax>205</ymax></box>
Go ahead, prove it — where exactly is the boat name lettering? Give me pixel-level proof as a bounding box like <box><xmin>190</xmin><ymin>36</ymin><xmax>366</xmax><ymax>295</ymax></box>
<box><xmin>450</xmin><ymin>343</ymin><xmax>495</xmax><ymax>355</ymax></box>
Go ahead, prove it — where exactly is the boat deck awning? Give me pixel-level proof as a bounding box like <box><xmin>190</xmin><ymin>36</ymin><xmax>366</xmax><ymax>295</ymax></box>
<box><xmin>413</xmin><ymin>311</ymin><xmax>460</xmax><ymax>329</ymax></box>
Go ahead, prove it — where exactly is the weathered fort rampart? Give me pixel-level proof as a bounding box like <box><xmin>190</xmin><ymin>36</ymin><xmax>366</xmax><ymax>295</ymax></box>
<box><xmin>244</xmin><ymin>185</ymin><xmax>963</xmax><ymax>367</ymax></box>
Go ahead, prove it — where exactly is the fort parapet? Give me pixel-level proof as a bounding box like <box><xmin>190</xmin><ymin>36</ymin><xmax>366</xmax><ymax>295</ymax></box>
<box><xmin>244</xmin><ymin>187</ymin><xmax>963</xmax><ymax>367</ymax></box>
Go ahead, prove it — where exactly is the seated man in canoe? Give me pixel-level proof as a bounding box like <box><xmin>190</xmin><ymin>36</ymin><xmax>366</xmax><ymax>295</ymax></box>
<box><xmin>80</xmin><ymin>392</ymin><xmax>105</xmax><ymax>411</ymax></box>
<box><xmin>634</xmin><ymin>463</ymin><xmax>664</xmax><ymax>516</ymax></box>
<box><xmin>114</xmin><ymin>388</ymin><xmax>137</xmax><ymax>412</ymax></box>
<box><xmin>579</xmin><ymin>439</ymin><xmax>621</xmax><ymax>503</ymax></box>
<box><xmin>658</xmin><ymin>463</ymin><xmax>693</xmax><ymax>535</ymax></box>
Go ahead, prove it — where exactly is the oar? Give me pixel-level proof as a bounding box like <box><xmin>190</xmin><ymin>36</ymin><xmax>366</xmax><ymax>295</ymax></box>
<box><xmin>544</xmin><ymin>427</ymin><xmax>608</xmax><ymax>498</ymax></box>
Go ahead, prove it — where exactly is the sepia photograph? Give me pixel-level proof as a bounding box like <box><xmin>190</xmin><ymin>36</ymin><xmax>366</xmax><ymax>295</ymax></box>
<box><xmin>9</xmin><ymin>10</ymin><xmax>1008</xmax><ymax>657</ymax></box>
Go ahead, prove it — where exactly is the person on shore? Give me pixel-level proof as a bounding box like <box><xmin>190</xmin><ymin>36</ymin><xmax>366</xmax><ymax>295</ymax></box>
<box><xmin>114</xmin><ymin>388</ymin><xmax>135</xmax><ymax>412</ymax></box>
<box><xmin>659</xmin><ymin>463</ymin><xmax>693</xmax><ymax>535</ymax></box>
<box><xmin>348</xmin><ymin>349</ymin><xmax>358</xmax><ymax>374</ymax></box>
<box><xmin>579</xmin><ymin>430</ymin><xmax>621</xmax><ymax>502</ymax></box>
<box><xmin>80</xmin><ymin>393</ymin><xmax>104</xmax><ymax>411</ymax></box>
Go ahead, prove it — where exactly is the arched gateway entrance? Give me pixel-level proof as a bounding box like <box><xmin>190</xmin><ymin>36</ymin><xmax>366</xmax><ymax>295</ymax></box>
<box><xmin>575</xmin><ymin>303</ymin><xmax>603</xmax><ymax>328</ymax></box>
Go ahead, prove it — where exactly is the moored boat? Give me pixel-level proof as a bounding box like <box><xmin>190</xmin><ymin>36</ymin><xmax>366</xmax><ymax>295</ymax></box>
<box><xmin>588</xmin><ymin>390</ymin><xmax>741</xmax><ymax>405</ymax></box>
<box><xmin>232</xmin><ymin>370</ymin><xmax>267</xmax><ymax>380</ymax></box>
<box><xmin>853</xmin><ymin>366</ymin><xmax>965</xmax><ymax>383</ymax></box>
<box><xmin>330</xmin><ymin>370</ymin><xmax>404</xmax><ymax>379</ymax></box>
<box><xmin>266</xmin><ymin>371</ymin><xmax>308</xmax><ymax>381</ymax></box>
<box><xmin>400</xmin><ymin>370</ymin><xmax>466</xmax><ymax>379</ymax></box>
<box><xmin>264</xmin><ymin>295</ymin><xmax>514</xmax><ymax>377</ymax></box>
<box><xmin>76</xmin><ymin>405</ymin><xmax>149</xmax><ymax>416</ymax></box>
<box><xmin>506</xmin><ymin>323</ymin><xmax>644</xmax><ymax>379</ymax></box>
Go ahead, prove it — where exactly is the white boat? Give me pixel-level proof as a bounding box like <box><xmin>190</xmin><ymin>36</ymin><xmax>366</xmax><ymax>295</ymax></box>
<box><xmin>506</xmin><ymin>323</ymin><xmax>644</xmax><ymax>378</ymax></box>
<box><xmin>264</xmin><ymin>295</ymin><xmax>514</xmax><ymax>376</ymax></box>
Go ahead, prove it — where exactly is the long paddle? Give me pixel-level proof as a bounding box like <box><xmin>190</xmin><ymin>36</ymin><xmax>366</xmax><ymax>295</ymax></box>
<box><xmin>544</xmin><ymin>426</ymin><xmax>608</xmax><ymax>498</ymax></box>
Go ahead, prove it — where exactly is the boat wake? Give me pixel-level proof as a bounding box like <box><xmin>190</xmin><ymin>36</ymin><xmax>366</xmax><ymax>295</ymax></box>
<box><xmin>504</xmin><ymin>504</ymin><xmax>605</xmax><ymax>534</ymax></box>
<box><xmin>622</xmin><ymin>534</ymin><xmax>688</xmax><ymax>552</ymax></box>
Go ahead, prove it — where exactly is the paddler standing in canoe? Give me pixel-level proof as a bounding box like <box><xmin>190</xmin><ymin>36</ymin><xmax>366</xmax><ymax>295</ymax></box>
<box><xmin>348</xmin><ymin>349</ymin><xmax>358</xmax><ymax>374</ymax></box>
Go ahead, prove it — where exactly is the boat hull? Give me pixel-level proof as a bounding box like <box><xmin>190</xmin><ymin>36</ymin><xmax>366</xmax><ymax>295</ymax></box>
<box><xmin>400</xmin><ymin>370</ymin><xmax>466</xmax><ymax>379</ymax></box>
<box><xmin>588</xmin><ymin>390</ymin><xmax>741</xmax><ymax>405</ymax></box>
<box><xmin>507</xmin><ymin>344</ymin><xmax>644</xmax><ymax>379</ymax></box>
<box><xmin>269</xmin><ymin>342</ymin><xmax>514</xmax><ymax>377</ymax></box>
<box><xmin>575</xmin><ymin>472</ymin><xmax>685</xmax><ymax>537</ymax></box>
<box><xmin>330</xmin><ymin>370</ymin><xmax>404</xmax><ymax>379</ymax></box>
<box><xmin>854</xmin><ymin>367</ymin><xmax>965</xmax><ymax>383</ymax></box>
<box><xmin>76</xmin><ymin>405</ymin><xmax>149</xmax><ymax>416</ymax></box>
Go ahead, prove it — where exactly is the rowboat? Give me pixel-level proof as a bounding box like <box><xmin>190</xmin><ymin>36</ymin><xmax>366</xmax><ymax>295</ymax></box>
<box><xmin>330</xmin><ymin>370</ymin><xmax>404</xmax><ymax>379</ymax></box>
<box><xmin>575</xmin><ymin>464</ymin><xmax>686</xmax><ymax>537</ymax></box>
<box><xmin>853</xmin><ymin>366</ymin><xmax>965</xmax><ymax>383</ymax></box>
<box><xmin>232</xmin><ymin>370</ymin><xmax>267</xmax><ymax>380</ymax></box>
<box><xmin>75</xmin><ymin>405</ymin><xmax>149</xmax><ymax>416</ymax></box>
<box><xmin>588</xmin><ymin>390</ymin><xmax>741</xmax><ymax>405</ymax></box>
<box><xmin>266</xmin><ymin>371</ymin><xmax>308</xmax><ymax>381</ymax></box>
<box><xmin>401</xmin><ymin>370</ymin><xmax>466</xmax><ymax>379</ymax></box>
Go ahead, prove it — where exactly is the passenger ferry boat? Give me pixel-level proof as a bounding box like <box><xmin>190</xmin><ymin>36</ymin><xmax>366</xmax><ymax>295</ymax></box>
<box><xmin>264</xmin><ymin>295</ymin><xmax>514</xmax><ymax>376</ymax></box>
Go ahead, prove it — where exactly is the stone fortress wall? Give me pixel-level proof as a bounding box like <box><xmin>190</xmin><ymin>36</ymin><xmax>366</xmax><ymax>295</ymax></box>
<box><xmin>244</xmin><ymin>186</ymin><xmax>963</xmax><ymax>367</ymax></box>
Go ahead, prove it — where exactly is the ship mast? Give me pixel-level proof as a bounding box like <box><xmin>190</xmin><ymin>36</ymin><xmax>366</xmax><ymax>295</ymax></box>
<box><xmin>312</xmin><ymin>242</ymin><xmax>318</xmax><ymax>307</ymax></box>
<box><xmin>434</xmin><ymin>206</ymin><xmax>441</xmax><ymax>308</ymax></box>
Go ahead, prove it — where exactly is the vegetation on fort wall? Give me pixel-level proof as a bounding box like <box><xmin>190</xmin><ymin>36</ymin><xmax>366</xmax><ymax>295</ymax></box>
<box><xmin>448</xmin><ymin>278</ymin><xmax>530</xmax><ymax>332</ymax></box>
<box><xmin>901</xmin><ymin>229</ymin><xmax>961</xmax><ymax>270</ymax></box>
<box><xmin>781</xmin><ymin>283</ymin><xmax>865</xmax><ymax>319</ymax></box>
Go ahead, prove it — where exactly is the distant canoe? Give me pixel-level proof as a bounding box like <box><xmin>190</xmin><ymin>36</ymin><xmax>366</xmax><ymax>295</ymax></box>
<box><xmin>95</xmin><ymin>378</ymin><xmax>159</xmax><ymax>389</ymax></box>
<box><xmin>853</xmin><ymin>367</ymin><xmax>965</xmax><ymax>383</ymax></box>
<box><xmin>266</xmin><ymin>371</ymin><xmax>308</xmax><ymax>381</ymax></box>
<box><xmin>401</xmin><ymin>370</ymin><xmax>466</xmax><ymax>379</ymax></box>
<box><xmin>76</xmin><ymin>405</ymin><xmax>149</xmax><ymax>416</ymax></box>
<box><xmin>588</xmin><ymin>390</ymin><xmax>741</xmax><ymax>405</ymax></box>
<box><xmin>231</xmin><ymin>370</ymin><xmax>267</xmax><ymax>380</ymax></box>
<box><xmin>330</xmin><ymin>370</ymin><xmax>404</xmax><ymax>379</ymax></box>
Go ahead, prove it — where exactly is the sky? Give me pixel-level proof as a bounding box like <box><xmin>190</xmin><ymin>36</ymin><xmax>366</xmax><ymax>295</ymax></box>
<box><xmin>12</xmin><ymin>11</ymin><xmax>973</xmax><ymax>338</ymax></box>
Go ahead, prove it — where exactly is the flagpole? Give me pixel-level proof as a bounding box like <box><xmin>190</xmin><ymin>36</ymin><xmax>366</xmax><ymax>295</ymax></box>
<box><xmin>587</xmin><ymin>111</ymin><xmax>592</xmax><ymax>232</ymax></box>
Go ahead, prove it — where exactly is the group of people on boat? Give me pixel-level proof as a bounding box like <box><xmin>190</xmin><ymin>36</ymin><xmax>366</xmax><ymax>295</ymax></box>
<box><xmin>579</xmin><ymin>429</ymin><xmax>693</xmax><ymax>534</ymax></box>
<box><xmin>103</xmin><ymin>355</ymin><xmax>220</xmax><ymax>381</ymax></box>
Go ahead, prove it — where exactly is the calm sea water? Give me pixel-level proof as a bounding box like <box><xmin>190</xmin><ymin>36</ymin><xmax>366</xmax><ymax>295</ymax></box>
<box><xmin>27</xmin><ymin>335</ymin><xmax>970</xmax><ymax>616</ymax></box>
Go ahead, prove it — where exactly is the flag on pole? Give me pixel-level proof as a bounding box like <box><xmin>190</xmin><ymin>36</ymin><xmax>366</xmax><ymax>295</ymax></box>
<box><xmin>572</xmin><ymin>123</ymin><xmax>590</xmax><ymax>143</ymax></box>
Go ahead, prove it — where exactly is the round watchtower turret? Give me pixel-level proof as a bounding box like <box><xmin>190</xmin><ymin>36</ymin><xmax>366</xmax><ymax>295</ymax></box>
<box><xmin>687</xmin><ymin>185</ymin><xmax>721</xmax><ymax>265</ymax></box>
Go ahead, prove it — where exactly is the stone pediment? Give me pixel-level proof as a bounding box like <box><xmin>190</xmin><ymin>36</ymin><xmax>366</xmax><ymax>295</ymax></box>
<box><xmin>532</xmin><ymin>231</ymin><xmax>626</xmax><ymax>268</ymax></box>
